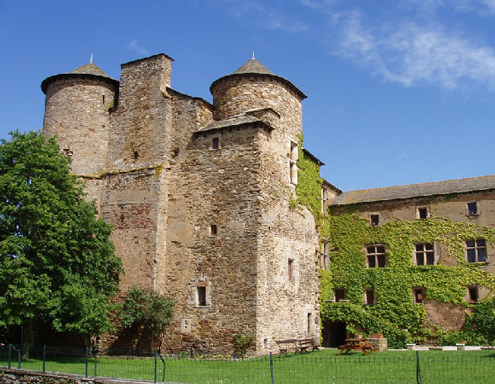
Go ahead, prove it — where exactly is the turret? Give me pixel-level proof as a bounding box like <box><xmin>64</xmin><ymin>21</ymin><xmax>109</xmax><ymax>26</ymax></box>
<box><xmin>210</xmin><ymin>57</ymin><xmax>306</xmax><ymax>122</ymax></box>
<box><xmin>41</xmin><ymin>61</ymin><xmax>119</xmax><ymax>176</ymax></box>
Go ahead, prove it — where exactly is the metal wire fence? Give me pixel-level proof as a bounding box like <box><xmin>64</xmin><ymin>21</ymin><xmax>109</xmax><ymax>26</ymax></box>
<box><xmin>1</xmin><ymin>345</ymin><xmax>495</xmax><ymax>384</ymax></box>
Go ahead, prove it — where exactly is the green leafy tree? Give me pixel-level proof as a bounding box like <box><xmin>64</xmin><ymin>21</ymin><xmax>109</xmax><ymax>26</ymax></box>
<box><xmin>120</xmin><ymin>287</ymin><xmax>174</xmax><ymax>338</ymax></box>
<box><xmin>0</xmin><ymin>131</ymin><xmax>122</xmax><ymax>352</ymax></box>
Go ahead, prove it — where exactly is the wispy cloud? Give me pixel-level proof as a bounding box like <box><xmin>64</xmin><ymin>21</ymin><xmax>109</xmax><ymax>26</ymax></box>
<box><xmin>127</xmin><ymin>39</ymin><xmax>149</xmax><ymax>56</ymax></box>
<box><xmin>201</xmin><ymin>0</ymin><xmax>309</xmax><ymax>32</ymax></box>
<box><xmin>335</xmin><ymin>13</ymin><xmax>495</xmax><ymax>90</ymax></box>
<box><xmin>300</xmin><ymin>0</ymin><xmax>495</xmax><ymax>91</ymax></box>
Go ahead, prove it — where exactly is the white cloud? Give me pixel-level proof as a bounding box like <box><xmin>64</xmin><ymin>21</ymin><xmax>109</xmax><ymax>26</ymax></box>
<box><xmin>335</xmin><ymin>14</ymin><xmax>495</xmax><ymax>90</ymax></box>
<box><xmin>127</xmin><ymin>39</ymin><xmax>149</xmax><ymax>56</ymax></box>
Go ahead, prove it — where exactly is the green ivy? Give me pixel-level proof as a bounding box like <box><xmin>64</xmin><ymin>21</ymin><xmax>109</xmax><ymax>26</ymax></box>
<box><xmin>320</xmin><ymin>213</ymin><xmax>495</xmax><ymax>347</ymax></box>
<box><xmin>293</xmin><ymin>134</ymin><xmax>324</xmax><ymax>224</ymax></box>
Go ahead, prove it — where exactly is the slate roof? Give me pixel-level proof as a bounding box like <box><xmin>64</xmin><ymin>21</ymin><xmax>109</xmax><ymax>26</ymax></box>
<box><xmin>195</xmin><ymin>115</ymin><xmax>273</xmax><ymax>134</ymax></box>
<box><xmin>210</xmin><ymin>57</ymin><xmax>306</xmax><ymax>100</ymax></box>
<box><xmin>233</xmin><ymin>58</ymin><xmax>274</xmax><ymax>76</ymax></box>
<box><xmin>41</xmin><ymin>62</ymin><xmax>118</xmax><ymax>94</ymax></box>
<box><xmin>331</xmin><ymin>175</ymin><xmax>495</xmax><ymax>206</ymax></box>
<box><xmin>69</xmin><ymin>63</ymin><xmax>112</xmax><ymax>78</ymax></box>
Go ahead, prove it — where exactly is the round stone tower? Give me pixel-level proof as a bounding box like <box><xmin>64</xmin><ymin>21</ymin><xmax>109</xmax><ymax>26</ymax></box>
<box><xmin>41</xmin><ymin>62</ymin><xmax>119</xmax><ymax>176</ymax></box>
<box><xmin>209</xmin><ymin>57</ymin><xmax>306</xmax><ymax>123</ymax></box>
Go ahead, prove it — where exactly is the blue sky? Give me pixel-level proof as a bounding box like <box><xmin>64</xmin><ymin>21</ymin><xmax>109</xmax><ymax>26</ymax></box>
<box><xmin>1</xmin><ymin>0</ymin><xmax>494</xmax><ymax>191</ymax></box>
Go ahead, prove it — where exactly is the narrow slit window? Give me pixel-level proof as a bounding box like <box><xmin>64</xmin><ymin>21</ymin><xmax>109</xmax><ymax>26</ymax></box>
<box><xmin>288</xmin><ymin>259</ymin><xmax>294</xmax><ymax>281</ymax></box>
<box><xmin>197</xmin><ymin>286</ymin><xmax>207</xmax><ymax>306</ymax></box>
<box><xmin>212</xmin><ymin>137</ymin><xmax>220</xmax><ymax>149</ymax></box>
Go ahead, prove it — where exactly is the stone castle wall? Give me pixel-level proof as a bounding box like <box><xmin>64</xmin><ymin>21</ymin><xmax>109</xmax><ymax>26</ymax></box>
<box><xmin>41</xmin><ymin>53</ymin><xmax>320</xmax><ymax>356</ymax></box>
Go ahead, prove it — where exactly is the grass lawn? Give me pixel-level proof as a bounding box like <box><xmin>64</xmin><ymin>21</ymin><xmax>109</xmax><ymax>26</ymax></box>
<box><xmin>2</xmin><ymin>348</ymin><xmax>495</xmax><ymax>383</ymax></box>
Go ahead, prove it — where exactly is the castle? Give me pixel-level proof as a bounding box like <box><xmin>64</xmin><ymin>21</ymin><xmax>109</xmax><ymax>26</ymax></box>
<box><xmin>41</xmin><ymin>54</ymin><xmax>321</xmax><ymax>355</ymax></box>
<box><xmin>41</xmin><ymin>53</ymin><xmax>495</xmax><ymax>353</ymax></box>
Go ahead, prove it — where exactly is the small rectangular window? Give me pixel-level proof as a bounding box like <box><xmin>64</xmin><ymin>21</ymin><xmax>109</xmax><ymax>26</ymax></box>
<box><xmin>288</xmin><ymin>259</ymin><xmax>294</xmax><ymax>281</ymax></box>
<box><xmin>210</xmin><ymin>225</ymin><xmax>218</xmax><ymax>236</ymax></box>
<box><xmin>466</xmin><ymin>240</ymin><xmax>486</xmax><ymax>263</ymax></box>
<box><xmin>364</xmin><ymin>289</ymin><xmax>376</xmax><ymax>305</ymax></box>
<box><xmin>307</xmin><ymin>313</ymin><xmax>312</xmax><ymax>334</ymax></box>
<box><xmin>197</xmin><ymin>286</ymin><xmax>207</xmax><ymax>306</ymax></box>
<box><xmin>415</xmin><ymin>243</ymin><xmax>435</xmax><ymax>265</ymax></box>
<box><xmin>370</xmin><ymin>214</ymin><xmax>380</xmax><ymax>226</ymax></box>
<box><xmin>468</xmin><ymin>286</ymin><xmax>479</xmax><ymax>303</ymax></box>
<box><xmin>417</xmin><ymin>207</ymin><xmax>430</xmax><ymax>220</ymax></box>
<box><xmin>467</xmin><ymin>202</ymin><xmax>479</xmax><ymax>216</ymax></box>
<box><xmin>413</xmin><ymin>288</ymin><xmax>425</xmax><ymax>304</ymax></box>
<box><xmin>212</xmin><ymin>137</ymin><xmax>220</xmax><ymax>149</ymax></box>
<box><xmin>334</xmin><ymin>288</ymin><xmax>347</xmax><ymax>302</ymax></box>
<box><xmin>366</xmin><ymin>245</ymin><xmax>387</xmax><ymax>268</ymax></box>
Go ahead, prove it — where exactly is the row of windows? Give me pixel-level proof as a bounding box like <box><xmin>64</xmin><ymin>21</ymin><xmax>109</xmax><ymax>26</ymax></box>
<box><xmin>369</xmin><ymin>202</ymin><xmax>481</xmax><ymax>226</ymax></box>
<box><xmin>333</xmin><ymin>286</ymin><xmax>480</xmax><ymax>305</ymax></box>
<box><xmin>365</xmin><ymin>240</ymin><xmax>487</xmax><ymax>268</ymax></box>
<box><xmin>320</xmin><ymin>240</ymin><xmax>488</xmax><ymax>270</ymax></box>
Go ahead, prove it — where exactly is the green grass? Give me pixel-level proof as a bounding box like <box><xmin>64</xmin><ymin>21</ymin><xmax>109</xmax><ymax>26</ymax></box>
<box><xmin>2</xmin><ymin>349</ymin><xmax>495</xmax><ymax>384</ymax></box>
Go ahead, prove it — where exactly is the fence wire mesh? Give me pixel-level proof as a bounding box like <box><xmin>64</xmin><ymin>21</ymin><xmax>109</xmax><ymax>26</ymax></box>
<box><xmin>1</xmin><ymin>345</ymin><xmax>495</xmax><ymax>384</ymax></box>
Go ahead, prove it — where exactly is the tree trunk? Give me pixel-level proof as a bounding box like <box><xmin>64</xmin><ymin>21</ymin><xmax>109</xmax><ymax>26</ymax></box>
<box><xmin>21</xmin><ymin>323</ymin><xmax>31</xmax><ymax>361</ymax></box>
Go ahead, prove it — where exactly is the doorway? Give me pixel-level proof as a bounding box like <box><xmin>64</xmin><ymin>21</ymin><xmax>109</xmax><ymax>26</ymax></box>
<box><xmin>322</xmin><ymin>320</ymin><xmax>347</xmax><ymax>347</ymax></box>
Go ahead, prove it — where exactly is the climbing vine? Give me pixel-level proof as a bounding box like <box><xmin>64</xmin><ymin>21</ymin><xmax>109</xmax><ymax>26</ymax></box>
<box><xmin>293</xmin><ymin>134</ymin><xmax>324</xmax><ymax>224</ymax></box>
<box><xmin>320</xmin><ymin>213</ymin><xmax>495</xmax><ymax>347</ymax></box>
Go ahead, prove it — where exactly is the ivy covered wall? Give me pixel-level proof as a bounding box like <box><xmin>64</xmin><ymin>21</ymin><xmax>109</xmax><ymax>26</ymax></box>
<box><xmin>320</xmin><ymin>214</ymin><xmax>495</xmax><ymax>347</ymax></box>
<box><xmin>293</xmin><ymin>137</ymin><xmax>495</xmax><ymax>348</ymax></box>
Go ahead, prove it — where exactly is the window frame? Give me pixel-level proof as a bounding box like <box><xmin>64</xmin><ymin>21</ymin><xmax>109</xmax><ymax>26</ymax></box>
<box><xmin>366</xmin><ymin>245</ymin><xmax>387</xmax><ymax>268</ymax></box>
<box><xmin>289</xmin><ymin>141</ymin><xmax>298</xmax><ymax>184</ymax></box>
<box><xmin>465</xmin><ymin>239</ymin><xmax>487</xmax><ymax>263</ymax></box>
<box><xmin>467</xmin><ymin>201</ymin><xmax>479</xmax><ymax>216</ymax></box>
<box><xmin>334</xmin><ymin>288</ymin><xmax>348</xmax><ymax>302</ymax></box>
<box><xmin>414</xmin><ymin>243</ymin><xmax>435</xmax><ymax>266</ymax></box>
<box><xmin>370</xmin><ymin>214</ymin><xmax>380</xmax><ymax>226</ymax></box>
<box><xmin>364</xmin><ymin>288</ymin><xmax>376</xmax><ymax>305</ymax></box>
<box><xmin>417</xmin><ymin>206</ymin><xmax>430</xmax><ymax>220</ymax></box>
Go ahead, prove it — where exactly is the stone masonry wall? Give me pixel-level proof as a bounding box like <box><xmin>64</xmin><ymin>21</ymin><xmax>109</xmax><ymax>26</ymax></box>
<box><xmin>162</xmin><ymin>122</ymin><xmax>263</xmax><ymax>355</ymax></box>
<box><xmin>42</xmin><ymin>78</ymin><xmax>117</xmax><ymax>176</ymax></box>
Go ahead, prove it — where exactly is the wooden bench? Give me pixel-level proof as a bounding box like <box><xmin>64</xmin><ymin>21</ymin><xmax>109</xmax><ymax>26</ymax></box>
<box><xmin>297</xmin><ymin>338</ymin><xmax>320</xmax><ymax>352</ymax></box>
<box><xmin>275</xmin><ymin>339</ymin><xmax>299</xmax><ymax>354</ymax></box>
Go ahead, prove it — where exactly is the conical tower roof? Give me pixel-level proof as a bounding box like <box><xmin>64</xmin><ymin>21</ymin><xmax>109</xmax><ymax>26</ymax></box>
<box><xmin>41</xmin><ymin>61</ymin><xmax>118</xmax><ymax>94</ymax></box>
<box><xmin>210</xmin><ymin>56</ymin><xmax>306</xmax><ymax>100</ymax></box>
<box><xmin>232</xmin><ymin>58</ymin><xmax>274</xmax><ymax>76</ymax></box>
<box><xmin>69</xmin><ymin>63</ymin><xmax>113</xmax><ymax>78</ymax></box>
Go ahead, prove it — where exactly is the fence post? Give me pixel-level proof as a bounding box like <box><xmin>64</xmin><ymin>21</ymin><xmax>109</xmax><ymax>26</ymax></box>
<box><xmin>16</xmin><ymin>345</ymin><xmax>21</xmax><ymax>369</ymax></box>
<box><xmin>91</xmin><ymin>348</ymin><xmax>97</xmax><ymax>377</ymax></box>
<box><xmin>85</xmin><ymin>347</ymin><xmax>89</xmax><ymax>377</ymax></box>
<box><xmin>270</xmin><ymin>352</ymin><xmax>274</xmax><ymax>384</ymax></box>
<box><xmin>416</xmin><ymin>351</ymin><xmax>423</xmax><ymax>384</ymax></box>
<box><xmin>8</xmin><ymin>344</ymin><xmax>12</xmax><ymax>369</ymax></box>
<box><xmin>154</xmin><ymin>350</ymin><xmax>158</xmax><ymax>383</ymax></box>
<box><xmin>42</xmin><ymin>345</ymin><xmax>46</xmax><ymax>373</ymax></box>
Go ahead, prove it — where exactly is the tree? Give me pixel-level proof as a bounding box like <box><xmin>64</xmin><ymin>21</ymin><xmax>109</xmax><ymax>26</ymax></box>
<box><xmin>0</xmin><ymin>131</ymin><xmax>122</xmax><ymax>352</ymax></box>
<box><xmin>120</xmin><ymin>287</ymin><xmax>174</xmax><ymax>342</ymax></box>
